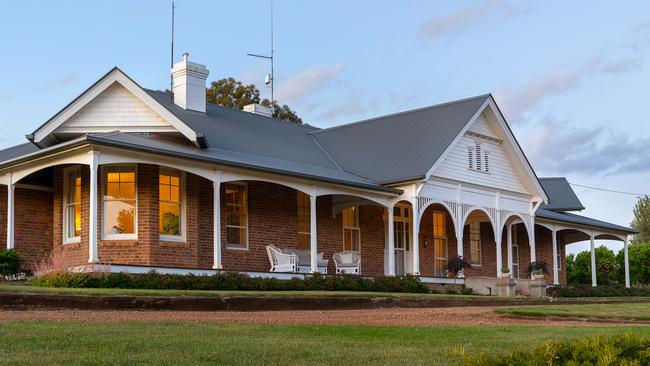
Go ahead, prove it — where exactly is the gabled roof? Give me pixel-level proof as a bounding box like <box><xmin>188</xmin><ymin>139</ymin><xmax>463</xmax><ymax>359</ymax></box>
<box><xmin>0</xmin><ymin>143</ymin><xmax>40</xmax><ymax>165</ymax></box>
<box><xmin>311</xmin><ymin>95</ymin><xmax>490</xmax><ymax>184</ymax></box>
<box><xmin>538</xmin><ymin>177</ymin><xmax>585</xmax><ymax>211</ymax></box>
<box><xmin>27</xmin><ymin>67</ymin><xmax>198</xmax><ymax>148</ymax></box>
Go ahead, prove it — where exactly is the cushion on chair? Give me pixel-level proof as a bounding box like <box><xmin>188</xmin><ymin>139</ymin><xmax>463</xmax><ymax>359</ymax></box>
<box><xmin>339</xmin><ymin>252</ymin><xmax>353</xmax><ymax>265</ymax></box>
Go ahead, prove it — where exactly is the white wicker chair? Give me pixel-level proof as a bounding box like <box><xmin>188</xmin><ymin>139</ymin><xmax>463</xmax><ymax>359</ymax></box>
<box><xmin>291</xmin><ymin>249</ymin><xmax>329</xmax><ymax>274</ymax></box>
<box><xmin>333</xmin><ymin>251</ymin><xmax>361</xmax><ymax>275</ymax></box>
<box><xmin>266</xmin><ymin>245</ymin><xmax>297</xmax><ymax>273</ymax></box>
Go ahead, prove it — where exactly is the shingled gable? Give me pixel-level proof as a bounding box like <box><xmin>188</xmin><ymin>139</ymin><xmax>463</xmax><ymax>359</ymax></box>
<box><xmin>27</xmin><ymin>67</ymin><xmax>199</xmax><ymax>148</ymax></box>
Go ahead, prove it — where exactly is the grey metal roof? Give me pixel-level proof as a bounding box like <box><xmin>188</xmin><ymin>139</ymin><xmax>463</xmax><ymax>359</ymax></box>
<box><xmin>311</xmin><ymin>95</ymin><xmax>490</xmax><ymax>184</ymax></box>
<box><xmin>145</xmin><ymin>89</ymin><xmax>335</xmax><ymax>169</ymax></box>
<box><xmin>538</xmin><ymin>177</ymin><xmax>585</xmax><ymax>211</ymax></box>
<box><xmin>0</xmin><ymin>142</ymin><xmax>40</xmax><ymax>165</ymax></box>
<box><xmin>536</xmin><ymin>208</ymin><xmax>637</xmax><ymax>234</ymax></box>
<box><xmin>86</xmin><ymin>132</ymin><xmax>399</xmax><ymax>194</ymax></box>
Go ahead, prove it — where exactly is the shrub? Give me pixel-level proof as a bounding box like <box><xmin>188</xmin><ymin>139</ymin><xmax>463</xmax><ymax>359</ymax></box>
<box><xmin>528</xmin><ymin>261</ymin><xmax>548</xmax><ymax>275</ymax></box>
<box><xmin>0</xmin><ymin>249</ymin><xmax>24</xmax><ymax>276</ymax></box>
<box><xmin>549</xmin><ymin>284</ymin><xmax>650</xmax><ymax>298</ymax></box>
<box><xmin>446</xmin><ymin>256</ymin><xmax>469</xmax><ymax>277</ymax></box>
<box><xmin>453</xmin><ymin>334</ymin><xmax>650</xmax><ymax>365</ymax></box>
<box><xmin>33</xmin><ymin>270</ymin><xmax>430</xmax><ymax>293</ymax></box>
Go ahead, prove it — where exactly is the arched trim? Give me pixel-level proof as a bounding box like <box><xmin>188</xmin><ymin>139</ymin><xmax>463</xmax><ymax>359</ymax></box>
<box><xmin>419</xmin><ymin>199</ymin><xmax>458</xmax><ymax>231</ymax></box>
<box><xmin>502</xmin><ymin>213</ymin><xmax>531</xmax><ymax>235</ymax></box>
<box><xmin>462</xmin><ymin>207</ymin><xmax>497</xmax><ymax>235</ymax></box>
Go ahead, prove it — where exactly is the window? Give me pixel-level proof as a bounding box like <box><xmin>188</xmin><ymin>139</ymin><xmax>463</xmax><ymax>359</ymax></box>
<box><xmin>469</xmin><ymin>222</ymin><xmax>482</xmax><ymax>266</ymax></box>
<box><xmin>433</xmin><ymin>211</ymin><xmax>448</xmax><ymax>277</ymax></box>
<box><xmin>393</xmin><ymin>206</ymin><xmax>411</xmax><ymax>251</ymax></box>
<box><xmin>225</xmin><ymin>183</ymin><xmax>248</xmax><ymax>249</ymax></box>
<box><xmin>63</xmin><ymin>167</ymin><xmax>82</xmax><ymax>243</ymax></box>
<box><xmin>159</xmin><ymin>168</ymin><xmax>184</xmax><ymax>240</ymax></box>
<box><xmin>512</xmin><ymin>227</ymin><xmax>519</xmax><ymax>278</ymax></box>
<box><xmin>342</xmin><ymin>206</ymin><xmax>360</xmax><ymax>251</ymax></box>
<box><xmin>102</xmin><ymin>166</ymin><xmax>136</xmax><ymax>239</ymax></box>
<box><xmin>296</xmin><ymin>192</ymin><xmax>310</xmax><ymax>249</ymax></box>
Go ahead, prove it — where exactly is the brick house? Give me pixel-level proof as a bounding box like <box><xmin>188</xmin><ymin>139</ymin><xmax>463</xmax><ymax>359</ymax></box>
<box><xmin>0</xmin><ymin>54</ymin><xmax>635</xmax><ymax>294</ymax></box>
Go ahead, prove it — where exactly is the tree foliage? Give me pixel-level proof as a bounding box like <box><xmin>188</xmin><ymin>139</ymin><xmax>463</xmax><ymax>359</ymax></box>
<box><xmin>206</xmin><ymin>78</ymin><xmax>302</xmax><ymax>123</ymax></box>
<box><xmin>616</xmin><ymin>243</ymin><xmax>650</xmax><ymax>285</ymax></box>
<box><xmin>631</xmin><ymin>195</ymin><xmax>650</xmax><ymax>243</ymax></box>
<box><xmin>566</xmin><ymin>246</ymin><xmax>618</xmax><ymax>285</ymax></box>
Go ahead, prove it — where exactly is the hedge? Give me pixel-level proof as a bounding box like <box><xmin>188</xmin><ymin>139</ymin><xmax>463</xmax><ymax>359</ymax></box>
<box><xmin>456</xmin><ymin>334</ymin><xmax>650</xmax><ymax>365</ymax></box>
<box><xmin>0</xmin><ymin>249</ymin><xmax>23</xmax><ymax>277</ymax></box>
<box><xmin>549</xmin><ymin>284</ymin><xmax>650</xmax><ymax>298</ymax></box>
<box><xmin>33</xmin><ymin>271</ymin><xmax>429</xmax><ymax>293</ymax></box>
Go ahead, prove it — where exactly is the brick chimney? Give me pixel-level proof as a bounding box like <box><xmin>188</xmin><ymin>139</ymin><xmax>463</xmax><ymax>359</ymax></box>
<box><xmin>171</xmin><ymin>52</ymin><xmax>209</xmax><ymax>112</ymax></box>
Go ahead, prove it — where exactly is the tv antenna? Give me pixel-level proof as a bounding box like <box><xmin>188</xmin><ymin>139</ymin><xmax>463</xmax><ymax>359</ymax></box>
<box><xmin>169</xmin><ymin>0</ymin><xmax>176</xmax><ymax>100</ymax></box>
<box><xmin>247</xmin><ymin>2</ymin><xmax>274</xmax><ymax>102</ymax></box>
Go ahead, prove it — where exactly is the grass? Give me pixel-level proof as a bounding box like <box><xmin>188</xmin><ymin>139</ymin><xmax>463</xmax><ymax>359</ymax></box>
<box><xmin>1</xmin><ymin>322</ymin><xmax>650</xmax><ymax>365</ymax></box>
<box><xmin>496</xmin><ymin>303</ymin><xmax>650</xmax><ymax>321</ymax></box>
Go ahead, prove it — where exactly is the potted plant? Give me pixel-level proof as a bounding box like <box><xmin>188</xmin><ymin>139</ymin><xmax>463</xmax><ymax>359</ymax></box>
<box><xmin>446</xmin><ymin>256</ymin><xmax>469</xmax><ymax>279</ymax></box>
<box><xmin>528</xmin><ymin>261</ymin><xmax>548</xmax><ymax>280</ymax></box>
<box><xmin>500</xmin><ymin>267</ymin><xmax>511</xmax><ymax>279</ymax></box>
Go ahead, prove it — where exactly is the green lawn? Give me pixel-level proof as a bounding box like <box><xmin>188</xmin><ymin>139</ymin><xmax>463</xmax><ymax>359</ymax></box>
<box><xmin>496</xmin><ymin>303</ymin><xmax>650</xmax><ymax>321</ymax></box>
<box><xmin>1</xmin><ymin>322</ymin><xmax>650</xmax><ymax>365</ymax></box>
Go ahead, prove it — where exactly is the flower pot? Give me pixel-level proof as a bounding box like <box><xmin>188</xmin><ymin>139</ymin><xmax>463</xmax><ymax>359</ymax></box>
<box><xmin>532</xmin><ymin>274</ymin><xmax>545</xmax><ymax>280</ymax></box>
<box><xmin>500</xmin><ymin>272</ymin><xmax>511</xmax><ymax>279</ymax></box>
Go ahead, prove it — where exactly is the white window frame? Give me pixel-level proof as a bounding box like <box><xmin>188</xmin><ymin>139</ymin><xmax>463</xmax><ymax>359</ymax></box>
<box><xmin>469</xmin><ymin>222</ymin><xmax>482</xmax><ymax>266</ymax></box>
<box><xmin>512</xmin><ymin>227</ymin><xmax>520</xmax><ymax>278</ymax></box>
<box><xmin>101</xmin><ymin>164</ymin><xmax>138</xmax><ymax>241</ymax></box>
<box><xmin>159</xmin><ymin>167</ymin><xmax>186</xmax><ymax>243</ymax></box>
<box><xmin>63</xmin><ymin>166</ymin><xmax>82</xmax><ymax>244</ymax></box>
<box><xmin>432</xmin><ymin>211</ymin><xmax>448</xmax><ymax>277</ymax></box>
<box><xmin>342</xmin><ymin>206</ymin><xmax>361</xmax><ymax>252</ymax></box>
<box><xmin>225</xmin><ymin>182</ymin><xmax>249</xmax><ymax>250</ymax></box>
<box><xmin>296</xmin><ymin>191</ymin><xmax>311</xmax><ymax>250</ymax></box>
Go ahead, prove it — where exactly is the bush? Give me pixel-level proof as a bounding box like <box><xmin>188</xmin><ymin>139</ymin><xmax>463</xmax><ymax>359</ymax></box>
<box><xmin>33</xmin><ymin>270</ymin><xmax>430</xmax><ymax>293</ymax></box>
<box><xmin>528</xmin><ymin>261</ymin><xmax>548</xmax><ymax>275</ymax></box>
<box><xmin>0</xmin><ymin>249</ymin><xmax>24</xmax><ymax>276</ymax></box>
<box><xmin>549</xmin><ymin>284</ymin><xmax>650</xmax><ymax>298</ymax></box>
<box><xmin>454</xmin><ymin>334</ymin><xmax>650</xmax><ymax>365</ymax></box>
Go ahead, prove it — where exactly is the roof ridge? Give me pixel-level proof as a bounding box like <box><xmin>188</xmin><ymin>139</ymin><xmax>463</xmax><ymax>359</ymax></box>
<box><xmin>311</xmin><ymin>93</ymin><xmax>491</xmax><ymax>135</ymax></box>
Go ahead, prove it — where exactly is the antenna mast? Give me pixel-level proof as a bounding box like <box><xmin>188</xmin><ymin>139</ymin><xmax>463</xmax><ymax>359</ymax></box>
<box><xmin>247</xmin><ymin>2</ymin><xmax>274</xmax><ymax>102</ymax></box>
<box><xmin>170</xmin><ymin>1</ymin><xmax>176</xmax><ymax>100</ymax></box>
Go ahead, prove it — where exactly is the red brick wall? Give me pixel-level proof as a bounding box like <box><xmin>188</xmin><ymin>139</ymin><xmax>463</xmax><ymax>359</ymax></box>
<box><xmin>0</xmin><ymin>187</ymin><xmax>6</xmax><ymax>248</ymax></box>
<box><xmin>13</xmin><ymin>188</ymin><xmax>53</xmax><ymax>267</ymax></box>
<box><xmin>418</xmin><ymin>205</ymin><xmax>458</xmax><ymax>277</ymax></box>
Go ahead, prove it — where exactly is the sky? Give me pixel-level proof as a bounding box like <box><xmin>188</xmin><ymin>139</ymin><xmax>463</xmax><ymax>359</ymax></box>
<box><xmin>1</xmin><ymin>0</ymin><xmax>649</xmax><ymax>255</ymax></box>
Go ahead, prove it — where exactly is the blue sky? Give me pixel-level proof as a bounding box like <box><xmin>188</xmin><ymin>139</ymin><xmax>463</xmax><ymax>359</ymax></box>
<box><xmin>1</xmin><ymin>0</ymin><xmax>649</xmax><ymax>255</ymax></box>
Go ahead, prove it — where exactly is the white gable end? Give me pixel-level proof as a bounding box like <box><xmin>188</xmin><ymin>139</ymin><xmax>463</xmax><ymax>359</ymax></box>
<box><xmin>53</xmin><ymin>82</ymin><xmax>176</xmax><ymax>134</ymax></box>
<box><xmin>431</xmin><ymin>109</ymin><xmax>534</xmax><ymax>195</ymax></box>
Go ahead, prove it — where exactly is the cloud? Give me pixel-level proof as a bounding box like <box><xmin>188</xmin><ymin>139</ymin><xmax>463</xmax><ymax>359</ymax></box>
<box><xmin>318</xmin><ymin>96</ymin><xmax>370</xmax><ymax>120</ymax></box>
<box><xmin>238</xmin><ymin>64</ymin><xmax>266</xmax><ymax>87</ymax></box>
<box><xmin>522</xmin><ymin>116</ymin><xmax>650</xmax><ymax>176</ymax></box>
<box><xmin>276</xmin><ymin>64</ymin><xmax>342</xmax><ymax>103</ymax></box>
<box><xmin>418</xmin><ymin>0</ymin><xmax>524</xmax><ymax>40</ymax></box>
<box><xmin>39</xmin><ymin>73</ymin><xmax>79</xmax><ymax>91</ymax></box>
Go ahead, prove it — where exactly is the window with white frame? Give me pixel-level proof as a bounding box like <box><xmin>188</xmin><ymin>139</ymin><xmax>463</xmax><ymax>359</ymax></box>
<box><xmin>469</xmin><ymin>222</ymin><xmax>482</xmax><ymax>266</ymax></box>
<box><xmin>102</xmin><ymin>165</ymin><xmax>137</xmax><ymax>239</ymax></box>
<box><xmin>433</xmin><ymin>211</ymin><xmax>448</xmax><ymax>277</ymax></box>
<box><xmin>63</xmin><ymin>167</ymin><xmax>82</xmax><ymax>243</ymax></box>
<box><xmin>159</xmin><ymin>167</ymin><xmax>184</xmax><ymax>240</ymax></box>
<box><xmin>556</xmin><ymin>241</ymin><xmax>562</xmax><ymax>271</ymax></box>
<box><xmin>225</xmin><ymin>183</ymin><xmax>248</xmax><ymax>249</ymax></box>
<box><xmin>296</xmin><ymin>192</ymin><xmax>310</xmax><ymax>250</ymax></box>
<box><xmin>512</xmin><ymin>227</ymin><xmax>519</xmax><ymax>278</ymax></box>
<box><xmin>342</xmin><ymin>206</ymin><xmax>360</xmax><ymax>251</ymax></box>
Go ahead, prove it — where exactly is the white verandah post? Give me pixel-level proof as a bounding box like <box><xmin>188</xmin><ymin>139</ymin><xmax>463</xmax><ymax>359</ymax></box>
<box><xmin>387</xmin><ymin>204</ymin><xmax>395</xmax><ymax>276</ymax></box>
<box><xmin>552</xmin><ymin>226</ymin><xmax>559</xmax><ymax>285</ymax></box>
<box><xmin>6</xmin><ymin>173</ymin><xmax>14</xmax><ymax>250</ymax></box>
<box><xmin>529</xmin><ymin>217</ymin><xmax>536</xmax><ymax>264</ymax></box>
<box><xmin>212</xmin><ymin>176</ymin><xmax>222</xmax><ymax>270</ymax></box>
<box><xmin>623</xmin><ymin>235</ymin><xmax>630</xmax><ymax>288</ymax></box>
<box><xmin>88</xmin><ymin>152</ymin><xmax>99</xmax><ymax>264</ymax></box>
<box><xmin>495</xmin><ymin>229</ymin><xmax>503</xmax><ymax>278</ymax></box>
<box><xmin>507</xmin><ymin>224</ymin><xmax>513</xmax><ymax>278</ymax></box>
<box><xmin>412</xmin><ymin>199</ymin><xmax>420</xmax><ymax>275</ymax></box>
<box><xmin>309</xmin><ymin>194</ymin><xmax>318</xmax><ymax>273</ymax></box>
<box><xmin>590</xmin><ymin>233</ymin><xmax>597</xmax><ymax>287</ymax></box>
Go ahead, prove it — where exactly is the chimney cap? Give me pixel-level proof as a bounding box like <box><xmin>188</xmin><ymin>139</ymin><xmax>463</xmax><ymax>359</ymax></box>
<box><xmin>182</xmin><ymin>52</ymin><xmax>189</xmax><ymax>62</ymax></box>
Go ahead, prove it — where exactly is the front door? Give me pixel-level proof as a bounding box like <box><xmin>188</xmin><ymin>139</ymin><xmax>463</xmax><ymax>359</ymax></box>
<box><xmin>393</xmin><ymin>205</ymin><xmax>411</xmax><ymax>276</ymax></box>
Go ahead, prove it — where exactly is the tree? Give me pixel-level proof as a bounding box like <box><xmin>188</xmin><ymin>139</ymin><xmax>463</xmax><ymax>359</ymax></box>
<box><xmin>206</xmin><ymin>78</ymin><xmax>302</xmax><ymax>124</ymax></box>
<box><xmin>631</xmin><ymin>195</ymin><xmax>650</xmax><ymax>243</ymax></box>
<box><xmin>566</xmin><ymin>246</ymin><xmax>619</xmax><ymax>285</ymax></box>
<box><xmin>616</xmin><ymin>243</ymin><xmax>650</xmax><ymax>285</ymax></box>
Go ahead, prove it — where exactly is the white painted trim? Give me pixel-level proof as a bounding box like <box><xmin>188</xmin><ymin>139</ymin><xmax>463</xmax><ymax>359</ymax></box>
<box><xmin>213</xmin><ymin>174</ymin><xmax>222</xmax><ymax>270</ymax></box>
<box><xmin>88</xmin><ymin>152</ymin><xmax>99</xmax><ymax>263</ymax></box>
<box><xmin>624</xmin><ymin>236</ymin><xmax>630</xmax><ymax>288</ymax></box>
<box><xmin>6</xmin><ymin>173</ymin><xmax>14</xmax><ymax>249</ymax></box>
<box><xmin>62</xmin><ymin>165</ymin><xmax>82</xmax><ymax>244</ymax></box>
<box><xmin>33</xmin><ymin>68</ymin><xmax>197</xmax><ymax>145</ymax></box>
<box><xmin>309</xmin><ymin>194</ymin><xmax>318</xmax><ymax>273</ymax></box>
<box><xmin>223</xmin><ymin>181</ymin><xmax>249</xmax><ymax>250</ymax></box>
<box><xmin>158</xmin><ymin>168</ymin><xmax>187</xmax><ymax>242</ymax></box>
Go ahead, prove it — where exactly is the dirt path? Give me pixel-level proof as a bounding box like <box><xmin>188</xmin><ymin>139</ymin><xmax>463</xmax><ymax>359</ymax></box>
<box><xmin>0</xmin><ymin>306</ymin><xmax>638</xmax><ymax>327</ymax></box>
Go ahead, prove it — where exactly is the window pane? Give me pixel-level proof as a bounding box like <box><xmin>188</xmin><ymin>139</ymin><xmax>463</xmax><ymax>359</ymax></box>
<box><xmin>107</xmin><ymin>171</ymin><xmax>120</xmax><ymax>183</ymax></box>
<box><xmin>159</xmin><ymin>174</ymin><xmax>170</xmax><ymax>185</ymax></box>
<box><xmin>159</xmin><ymin>184</ymin><xmax>170</xmax><ymax>201</ymax></box>
<box><xmin>227</xmin><ymin>227</ymin><xmax>246</xmax><ymax>247</ymax></box>
<box><xmin>297</xmin><ymin>233</ymin><xmax>310</xmax><ymax>250</ymax></box>
<box><xmin>120</xmin><ymin>182</ymin><xmax>135</xmax><ymax>200</ymax></box>
<box><xmin>74</xmin><ymin>203</ymin><xmax>81</xmax><ymax>237</ymax></box>
<box><xmin>342</xmin><ymin>207</ymin><xmax>358</xmax><ymax>227</ymax></box>
<box><xmin>170</xmin><ymin>185</ymin><xmax>180</xmax><ymax>203</ymax></box>
<box><xmin>120</xmin><ymin>171</ymin><xmax>135</xmax><ymax>183</ymax></box>
<box><xmin>160</xmin><ymin>202</ymin><xmax>181</xmax><ymax>236</ymax></box>
<box><xmin>104</xmin><ymin>200</ymin><xmax>135</xmax><ymax>235</ymax></box>
<box><xmin>105</xmin><ymin>182</ymin><xmax>119</xmax><ymax>200</ymax></box>
<box><xmin>351</xmin><ymin>230</ymin><xmax>360</xmax><ymax>251</ymax></box>
<box><xmin>74</xmin><ymin>177</ymin><xmax>81</xmax><ymax>203</ymax></box>
<box><xmin>170</xmin><ymin>175</ymin><xmax>180</xmax><ymax>186</ymax></box>
<box><xmin>343</xmin><ymin>230</ymin><xmax>352</xmax><ymax>251</ymax></box>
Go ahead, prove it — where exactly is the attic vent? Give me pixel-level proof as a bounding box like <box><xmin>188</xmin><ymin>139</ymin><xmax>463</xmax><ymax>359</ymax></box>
<box><xmin>475</xmin><ymin>143</ymin><xmax>482</xmax><ymax>170</ymax></box>
<box><xmin>469</xmin><ymin>141</ymin><xmax>490</xmax><ymax>173</ymax></box>
<box><xmin>243</xmin><ymin>103</ymin><xmax>273</xmax><ymax>117</ymax></box>
<box><xmin>484</xmin><ymin>152</ymin><xmax>489</xmax><ymax>172</ymax></box>
<box><xmin>468</xmin><ymin>148</ymin><xmax>474</xmax><ymax>169</ymax></box>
